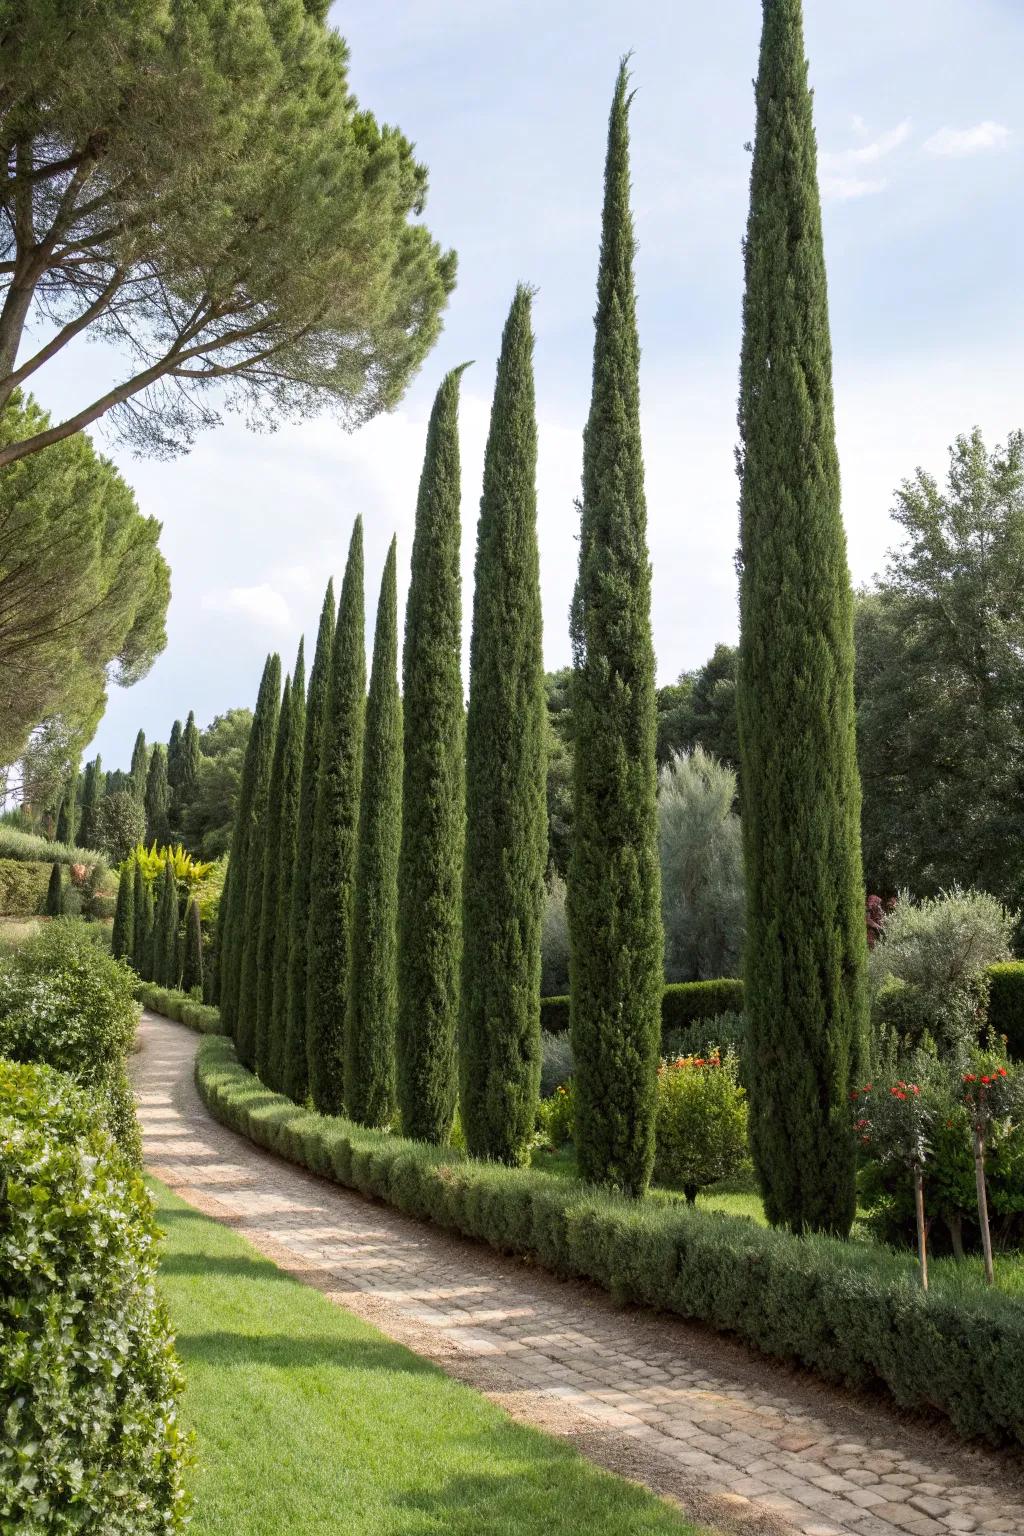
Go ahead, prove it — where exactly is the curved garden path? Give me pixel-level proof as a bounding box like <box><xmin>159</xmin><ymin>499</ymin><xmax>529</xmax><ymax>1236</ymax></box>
<box><xmin>132</xmin><ymin>1012</ymin><xmax>1024</xmax><ymax>1536</ymax></box>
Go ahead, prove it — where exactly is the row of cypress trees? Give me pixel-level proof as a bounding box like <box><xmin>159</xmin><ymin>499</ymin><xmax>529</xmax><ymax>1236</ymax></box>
<box><xmin>111</xmin><ymin>854</ymin><xmax>203</xmax><ymax>994</ymax></box>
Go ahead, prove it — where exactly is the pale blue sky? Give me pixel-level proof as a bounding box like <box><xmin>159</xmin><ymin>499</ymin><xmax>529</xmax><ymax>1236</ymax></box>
<box><xmin>51</xmin><ymin>0</ymin><xmax>1023</xmax><ymax>767</ymax></box>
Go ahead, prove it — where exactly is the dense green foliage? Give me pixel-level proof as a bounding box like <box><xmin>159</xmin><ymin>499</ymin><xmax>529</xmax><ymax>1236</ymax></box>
<box><xmin>79</xmin><ymin>755</ymin><xmax>102</xmax><ymax>850</ymax></box>
<box><xmin>540</xmin><ymin>978</ymin><xmax>746</xmax><ymax>1039</ymax></box>
<box><xmin>145</xmin><ymin>744</ymin><xmax>171</xmax><ymax>848</ymax></box>
<box><xmin>130</xmin><ymin>730</ymin><xmax>148</xmax><ymax>802</ymax></box>
<box><xmin>736</xmin><ymin>0</ymin><xmax>866</xmax><ymax>1235</ymax></box>
<box><xmin>111</xmin><ymin>858</ymin><xmax>135</xmax><ymax>959</ymax></box>
<box><xmin>220</xmin><ymin>655</ymin><xmax>281</xmax><ymax>1039</ymax></box>
<box><xmin>653</xmin><ymin>1051</ymin><xmax>748</xmax><ymax>1202</ymax></box>
<box><xmin>182</xmin><ymin>897</ymin><xmax>204</xmax><ymax>997</ymax></box>
<box><xmin>0</xmin><ymin>0</ymin><xmax>456</xmax><ymax>468</ymax></box>
<box><xmin>55</xmin><ymin>784</ymin><xmax>75</xmax><ymax>845</ymax></box>
<box><xmin>254</xmin><ymin>674</ymin><xmax>292</xmax><ymax>1081</ymax></box>
<box><xmin>268</xmin><ymin>643</ymin><xmax>305</xmax><ymax>1094</ymax></box>
<box><xmin>0</xmin><ymin>857</ymin><xmax>51</xmax><ymax>916</ymax></box>
<box><xmin>94</xmin><ymin>788</ymin><xmax>146</xmax><ymax>863</ymax></box>
<box><xmin>345</xmin><ymin>542</ymin><xmax>402</xmax><ymax>1126</ymax></box>
<box><xmin>154</xmin><ymin>860</ymin><xmax>180</xmax><ymax>990</ymax></box>
<box><xmin>0</xmin><ymin>395</ymin><xmax>169</xmax><ymax>771</ymax></box>
<box><xmin>0</xmin><ymin>823</ymin><xmax>101</xmax><ymax>866</ymax></box>
<box><xmin>285</xmin><ymin>582</ymin><xmax>334</xmax><ymax>1103</ymax></box>
<box><xmin>184</xmin><ymin>709</ymin><xmax>253</xmax><ymax>859</ymax></box>
<box><xmin>199</xmin><ymin>1033</ymin><xmax>1024</xmax><ymax>1449</ymax></box>
<box><xmin>988</xmin><ymin>963</ymin><xmax>1024</xmax><ymax>1060</ymax></box>
<box><xmin>568</xmin><ymin>64</ymin><xmax>662</xmax><ymax>1198</ymax></box>
<box><xmin>659</xmin><ymin>748</ymin><xmax>744</xmax><ymax>982</ymax></box>
<box><xmin>397</xmin><ymin>370</ymin><xmax>466</xmax><ymax>1143</ymax></box>
<box><xmin>236</xmin><ymin>664</ymin><xmax>281</xmax><ymax>1071</ymax></box>
<box><xmin>656</xmin><ymin>644</ymin><xmax>739</xmax><ymax>773</ymax></box>
<box><xmin>44</xmin><ymin>860</ymin><xmax>63</xmax><ymax>916</ymax></box>
<box><xmin>132</xmin><ymin>860</ymin><xmax>148</xmax><ymax>962</ymax></box>
<box><xmin>307</xmin><ymin>523</ymin><xmax>365</xmax><ymax>1114</ymax></box>
<box><xmin>0</xmin><ymin>1061</ymin><xmax>189</xmax><ymax>1534</ymax></box>
<box><xmin>461</xmin><ymin>288</ymin><xmax>547</xmax><ymax>1164</ymax></box>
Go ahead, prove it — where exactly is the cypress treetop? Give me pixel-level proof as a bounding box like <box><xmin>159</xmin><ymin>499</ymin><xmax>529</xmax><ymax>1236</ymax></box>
<box><xmin>568</xmin><ymin>62</ymin><xmax>663</xmax><ymax>1199</ymax></box>
<box><xmin>130</xmin><ymin>730</ymin><xmax>148</xmax><ymax>803</ymax></box>
<box><xmin>167</xmin><ymin>719</ymin><xmax>184</xmax><ymax>790</ymax></box>
<box><xmin>736</xmin><ymin>0</ymin><xmax>867</xmax><ymax>1236</ymax></box>
<box><xmin>111</xmin><ymin>858</ymin><xmax>135</xmax><ymax>960</ymax></box>
<box><xmin>460</xmin><ymin>288</ymin><xmax>547</xmax><ymax>1165</ymax></box>
<box><xmin>269</xmin><ymin>639</ymin><xmax>306</xmax><ymax>1095</ymax></box>
<box><xmin>144</xmin><ymin>746</ymin><xmax>170</xmax><ymax>847</ymax></box>
<box><xmin>254</xmin><ymin>673</ymin><xmax>292</xmax><ymax>1081</ymax></box>
<box><xmin>346</xmin><ymin>538</ymin><xmax>402</xmax><ymax>1127</ymax></box>
<box><xmin>79</xmin><ymin>756</ymin><xmax>102</xmax><ymax>849</ymax></box>
<box><xmin>306</xmin><ymin>520</ymin><xmax>365</xmax><ymax>1116</ymax></box>
<box><xmin>397</xmin><ymin>368</ymin><xmax>467</xmax><ymax>1145</ymax></box>
<box><xmin>284</xmin><ymin>581</ymin><xmax>335</xmax><ymax>1104</ymax></box>
<box><xmin>235</xmin><ymin>659</ymin><xmax>281</xmax><ymax>1070</ymax></box>
<box><xmin>180</xmin><ymin>711</ymin><xmax>201</xmax><ymax>806</ymax></box>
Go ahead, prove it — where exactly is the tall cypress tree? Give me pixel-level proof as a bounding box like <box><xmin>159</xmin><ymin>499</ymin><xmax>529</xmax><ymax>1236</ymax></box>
<box><xmin>144</xmin><ymin>746</ymin><xmax>170</xmax><ymax>847</ymax></box>
<box><xmin>397</xmin><ymin>370</ymin><xmax>466</xmax><ymax>1144</ymax></box>
<box><xmin>130</xmin><ymin>730</ymin><xmax>148</xmax><ymax>803</ymax></box>
<box><xmin>568</xmin><ymin>64</ymin><xmax>662</xmax><ymax>1199</ymax></box>
<box><xmin>132</xmin><ymin>860</ymin><xmax>147</xmax><ymax>966</ymax></box>
<box><xmin>736</xmin><ymin>0</ymin><xmax>866</xmax><ymax>1237</ymax></box>
<box><xmin>79</xmin><ymin>756</ymin><xmax>102</xmax><ymax>849</ymax></box>
<box><xmin>180</xmin><ymin>711</ymin><xmax>201</xmax><ymax>810</ymax></box>
<box><xmin>155</xmin><ymin>861</ymin><xmax>179</xmax><ymax>987</ymax></box>
<box><xmin>235</xmin><ymin>659</ymin><xmax>281</xmax><ymax>1069</ymax></box>
<box><xmin>44</xmin><ymin>861</ymin><xmax>63</xmax><ymax>917</ymax></box>
<box><xmin>111</xmin><ymin>859</ymin><xmax>135</xmax><ymax>960</ymax></box>
<box><xmin>181</xmin><ymin>897</ymin><xmax>204</xmax><ymax>995</ymax></box>
<box><xmin>269</xmin><ymin>639</ymin><xmax>305</xmax><ymax>1095</ymax></box>
<box><xmin>346</xmin><ymin>539</ymin><xmax>402</xmax><ymax>1127</ymax></box>
<box><xmin>220</xmin><ymin>654</ymin><xmax>282</xmax><ymax>1039</ymax></box>
<box><xmin>139</xmin><ymin>881</ymin><xmax>156</xmax><ymax>983</ymax></box>
<box><xmin>254</xmin><ymin>673</ymin><xmax>292</xmax><ymax>1081</ymax></box>
<box><xmin>284</xmin><ymin>582</ymin><xmax>333</xmax><ymax>1104</ymax></box>
<box><xmin>306</xmin><ymin>520</ymin><xmax>365</xmax><ymax>1115</ymax></box>
<box><xmin>55</xmin><ymin>777</ymin><xmax>76</xmax><ymax>845</ymax></box>
<box><xmin>460</xmin><ymin>290</ymin><xmax>547</xmax><ymax>1164</ymax></box>
<box><xmin>166</xmin><ymin>719</ymin><xmax>184</xmax><ymax>792</ymax></box>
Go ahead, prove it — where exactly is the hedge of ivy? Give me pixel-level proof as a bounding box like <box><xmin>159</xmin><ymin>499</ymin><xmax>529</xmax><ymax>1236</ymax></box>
<box><xmin>540</xmin><ymin>978</ymin><xmax>746</xmax><ymax>1037</ymax></box>
<box><xmin>196</xmin><ymin>1033</ymin><xmax>1024</xmax><ymax>1448</ymax></box>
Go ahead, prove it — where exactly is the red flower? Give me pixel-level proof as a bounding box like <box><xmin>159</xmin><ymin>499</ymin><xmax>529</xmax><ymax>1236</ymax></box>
<box><xmin>998</xmin><ymin>1068</ymin><xmax>1008</xmax><ymax>1078</ymax></box>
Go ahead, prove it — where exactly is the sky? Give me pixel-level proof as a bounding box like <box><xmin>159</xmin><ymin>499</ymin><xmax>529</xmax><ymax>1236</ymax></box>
<box><xmin>37</xmin><ymin>0</ymin><xmax>1024</xmax><ymax>768</ymax></box>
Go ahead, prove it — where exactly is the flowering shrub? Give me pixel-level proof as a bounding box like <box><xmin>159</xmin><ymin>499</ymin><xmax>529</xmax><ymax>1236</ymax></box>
<box><xmin>537</xmin><ymin>1080</ymin><xmax>575</xmax><ymax>1148</ymax></box>
<box><xmin>653</xmin><ymin>1049</ymin><xmax>747</xmax><ymax>1201</ymax></box>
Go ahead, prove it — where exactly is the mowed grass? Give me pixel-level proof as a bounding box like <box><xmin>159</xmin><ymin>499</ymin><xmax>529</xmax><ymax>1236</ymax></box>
<box><xmin>149</xmin><ymin>1179</ymin><xmax>698</xmax><ymax>1536</ymax></box>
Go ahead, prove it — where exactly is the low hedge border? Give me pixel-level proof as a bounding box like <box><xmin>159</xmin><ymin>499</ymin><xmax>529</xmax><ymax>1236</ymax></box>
<box><xmin>136</xmin><ymin>981</ymin><xmax>222</xmax><ymax>1035</ymax></box>
<box><xmin>195</xmin><ymin>1033</ymin><xmax>1024</xmax><ymax>1448</ymax></box>
<box><xmin>541</xmin><ymin>978</ymin><xmax>745</xmax><ymax>1036</ymax></box>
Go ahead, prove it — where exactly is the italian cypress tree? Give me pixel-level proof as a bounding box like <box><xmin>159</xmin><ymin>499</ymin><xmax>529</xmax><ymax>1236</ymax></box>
<box><xmin>460</xmin><ymin>289</ymin><xmax>547</xmax><ymax>1164</ymax></box>
<box><xmin>144</xmin><ymin>746</ymin><xmax>170</xmax><ymax>847</ymax></box>
<box><xmin>234</xmin><ymin>658</ymin><xmax>281</xmax><ymax>1069</ymax></box>
<box><xmin>397</xmin><ymin>370</ymin><xmax>466</xmax><ymax>1144</ymax></box>
<box><xmin>139</xmin><ymin>881</ymin><xmax>156</xmax><ymax>983</ymax></box>
<box><xmin>154</xmin><ymin>861</ymin><xmax>179</xmax><ymax>987</ymax></box>
<box><xmin>55</xmin><ymin>774</ymin><xmax>76</xmax><ymax>845</ymax></box>
<box><xmin>345</xmin><ymin>539</ymin><xmax>402</xmax><ymax>1127</ymax></box>
<box><xmin>736</xmin><ymin>0</ymin><xmax>866</xmax><ymax>1237</ymax></box>
<box><xmin>181</xmin><ymin>897</ymin><xmax>204</xmax><ymax>995</ymax></box>
<box><xmin>79</xmin><ymin>756</ymin><xmax>102</xmax><ymax>849</ymax></box>
<box><xmin>111</xmin><ymin>859</ymin><xmax>135</xmax><ymax>960</ymax></box>
<box><xmin>132</xmin><ymin>860</ymin><xmax>147</xmax><ymax>965</ymax></box>
<box><xmin>180</xmin><ymin>711</ymin><xmax>201</xmax><ymax>809</ymax></box>
<box><xmin>44</xmin><ymin>861</ymin><xmax>63</xmax><ymax>917</ymax></box>
<box><xmin>269</xmin><ymin>640</ymin><xmax>305</xmax><ymax>1094</ymax></box>
<box><xmin>166</xmin><ymin>719</ymin><xmax>183</xmax><ymax>792</ymax></box>
<box><xmin>219</xmin><ymin>653</ymin><xmax>281</xmax><ymax>1038</ymax></box>
<box><xmin>306</xmin><ymin>520</ymin><xmax>365</xmax><ymax>1115</ymax></box>
<box><xmin>568</xmin><ymin>64</ymin><xmax>663</xmax><ymax>1199</ymax></box>
<box><xmin>130</xmin><ymin>730</ymin><xmax>148</xmax><ymax>802</ymax></box>
<box><xmin>284</xmin><ymin>582</ymin><xmax>334</xmax><ymax>1103</ymax></box>
<box><xmin>254</xmin><ymin>673</ymin><xmax>292</xmax><ymax>1081</ymax></box>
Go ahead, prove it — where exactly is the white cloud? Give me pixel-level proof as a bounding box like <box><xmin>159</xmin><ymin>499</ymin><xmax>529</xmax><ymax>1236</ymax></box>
<box><xmin>819</xmin><ymin>120</ymin><xmax>911</xmax><ymax>201</ymax></box>
<box><xmin>844</xmin><ymin>121</ymin><xmax>912</xmax><ymax>166</ymax></box>
<box><xmin>820</xmin><ymin>173</ymin><xmax>889</xmax><ymax>202</ymax></box>
<box><xmin>924</xmin><ymin>121</ymin><xmax>1011</xmax><ymax>158</ymax></box>
<box><xmin>202</xmin><ymin>583</ymin><xmax>292</xmax><ymax>629</ymax></box>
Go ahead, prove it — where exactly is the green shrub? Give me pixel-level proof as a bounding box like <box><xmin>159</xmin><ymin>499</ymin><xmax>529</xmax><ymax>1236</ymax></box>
<box><xmin>0</xmin><ymin>857</ymin><xmax>50</xmax><ymax>915</ymax></box>
<box><xmin>0</xmin><ymin>1059</ymin><xmax>190</xmax><ymax>1533</ymax></box>
<box><xmin>987</xmin><ymin>962</ymin><xmax>1024</xmax><ymax>1060</ymax></box>
<box><xmin>540</xmin><ymin>1031</ymin><xmax>574</xmax><ymax>1098</ymax></box>
<box><xmin>653</xmin><ymin>1049</ymin><xmax>748</xmax><ymax>1201</ymax></box>
<box><xmin>663</xmin><ymin>1009</ymin><xmax>747</xmax><ymax>1063</ymax></box>
<box><xmin>537</xmin><ymin>1081</ymin><xmax>574</xmax><ymax>1147</ymax></box>
<box><xmin>136</xmin><ymin>979</ymin><xmax>222</xmax><ymax>1035</ymax></box>
<box><xmin>195</xmin><ymin>1034</ymin><xmax>1024</xmax><ymax>1448</ymax></box>
<box><xmin>0</xmin><ymin>919</ymin><xmax>141</xmax><ymax>1161</ymax></box>
<box><xmin>0</xmin><ymin>823</ymin><xmax>104</xmax><ymax>866</ymax></box>
<box><xmin>540</xmin><ymin>978</ymin><xmax>745</xmax><ymax>1039</ymax></box>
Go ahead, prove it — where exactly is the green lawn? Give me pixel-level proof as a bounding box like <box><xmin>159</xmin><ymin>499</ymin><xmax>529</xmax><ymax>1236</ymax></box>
<box><xmin>150</xmin><ymin>1179</ymin><xmax>699</xmax><ymax>1536</ymax></box>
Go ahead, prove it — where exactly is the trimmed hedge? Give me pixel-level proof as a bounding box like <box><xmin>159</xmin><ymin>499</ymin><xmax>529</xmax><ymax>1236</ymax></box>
<box><xmin>136</xmin><ymin>980</ymin><xmax>222</xmax><ymax>1035</ymax></box>
<box><xmin>0</xmin><ymin>857</ymin><xmax>51</xmax><ymax>916</ymax></box>
<box><xmin>0</xmin><ymin>1059</ymin><xmax>190</xmax><ymax>1533</ymax></box>
<box><xmin>540</xmin><ymin>978</ymin><xmax>746</xmax><ymax>1038</ymax></box>
<box><xmin>988</xmin><ymin>962</ymin><xmax>1024</xmax><ymax>1060</ymax></box>
<box><xmin>0</xmin><ymin>824</ymin><xmax>104</xmax><ymax>867</ymax></box>
<box><xmin>196</xmin><ymin>1033</ymin><xmax>1024</xmax><ymax>1448</ymax></box>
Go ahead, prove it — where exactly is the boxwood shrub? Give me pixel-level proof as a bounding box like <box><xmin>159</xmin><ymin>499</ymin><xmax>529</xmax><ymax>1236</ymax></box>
<box><xmin>196</xmin><ymin>1032</ymin><xmax>1024</xmax><ymax>1448</ymax></box>
<box><xmin>0</xmin><ymin>856</ymin><xmax>51</xmax><ymax>916</ymax></box>
<box><xmin>0</xmin><ymin>1059</ymin><xmax>189</xmax><ymax>1534</ymax></box>
<box><xmin>136</xmin><ymin>979</ymin><xmax>222</xmax><ymax>1035</ymax></box>
<box><xmin>540</xmin><ymin>978</ymin><xmax>745</xmax><ymax>1039</ymax></box>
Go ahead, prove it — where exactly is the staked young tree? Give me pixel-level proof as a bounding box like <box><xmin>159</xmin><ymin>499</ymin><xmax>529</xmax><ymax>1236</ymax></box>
<box><xmin>284</xmin><ymin>582</ymin><xmax>334</xmax><ymax>1103</ymax></box>
<box><xmin>397</xmin><ymin>370</ymin><xmax>466</xmax><ymax>1144</ymax></box>
<box><xmin>568</xmin><ymin>63</ymin><xmax>663</xmax><ymax>1199</ymax></box>
<box><xmin>144</xmin><ymin>745</ymin><xmax>171</xmax><ymax>847</ymax></box>
<box><xmin>736</xmin><ymin>0</ymin><xmax>867</xmax><ymax>1236</ymax></box>
<box><xmin>269</xmin><ymin>640</ymin><xmax>306</xmax><ymax>1095</ymax></box>
<box><xmin>254</xmin><ymin>673</ymin><xmax>292</xmax><ymax>1081</ymax></box>
<box><xmin>44</xmin><ymin>861</ymin><xmax>63</xmax><ymax>917</ymax></box>
<box><xmin>181</xmin><ymin>897</ymin><xmax>204</xmax><ymax>996</ymax></box>
<box><xmin>130</xmin><ymin>731</ymin><xmax>149</xmax><ymax>803</ymax></box>
<box><xmin>460</xmin><ymin>289</ymin><xmax>547</xmax><ymax>1165</ymax></box>
<box><xmin>111</xmin><ymin>858</ymin><xmax>135</xmax><ymax>961</ymax></box>
<box><xmin>234</xmin><ymin>660</ymin><xmax>281</xmax><ymax>1069</ymax></box>
<box><xmin>345</xmin><ymin>539</ymin><xmax>402</xmax><ymax>1126</ymax></box>
<box><xmin>307</xmin><ymin>521</ymin><xmax>365</xmax><ymax>1115</ymax></box>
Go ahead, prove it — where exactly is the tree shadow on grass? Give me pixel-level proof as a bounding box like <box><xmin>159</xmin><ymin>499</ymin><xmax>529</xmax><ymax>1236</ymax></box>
<box><xmin>178</xmin><ymin>1328</ymin><xmax>438</xmax><ymax>1379</ymax></box>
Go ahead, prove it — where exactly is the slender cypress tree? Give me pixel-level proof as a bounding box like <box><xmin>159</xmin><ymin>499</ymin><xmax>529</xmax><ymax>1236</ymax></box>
<box><xmin>44</xmin><ymin>861</ymin><xmax>63</xmax><ymax>917</ymax></box>
<box><xmin>254</xmin><ymin>673</ymin><xmax>292</xmax><ymax>1080</ymax></box>
<box><xmin>181</xmin><ymin>897</ymin><xmax>204</xmax><ymax>995</ymax></box>
<box><xmin>180</xmin><ymin>711</ymin><xmax>201</xmax><ymax>809</ymax></box>
<box><xmin>235</xmin><ymin>659</ymin><xmax>281</xmax><ymax>1069</ymax></box>
<box><xmin>144</xmin><ymin>746</ymin><xmax>170</xmax><ymax>847</ymax></box>
<box><xmin>306</xmin><ymin>520</ymin><xmax>365</xmax><ymax>1115</ymax></box>
<box><xmin>220</xmin><ymin>654</ymin><xmax>281</xmax><ymax>1039</ymax></box>
<box><xmin>132</xmin><ymin>860</ymin><xmax>147</xmax><ymax>965</ymax></box>
<box><xmin>55</xmin><ymin>787</ymin><xmax>74</xmax><ymax>846</ymax></box>
<box><xmin>397</xmin><ymin>370</ymin><xmax>466</xmax><ymax>1144</ymax></box>
<box><xmin>79</xmin><ymin>756</ymin><xmax>102</xmax><ymax>849</ymax></box>
<box><xmin>155</xmin><ymin>861</ymin><xmax>179</xmax><ymax>987</ymax></box>
<box><xmin>284</xmin><ymin>583</ymin><xmax>333</xmax><ymax>1104</ymax></box>
<box><xmin>111</xmin><ymin>859</ymin><xmax>135</xmax><ymax>960</ymax></box>
<box><xmin>140</xmin><ymin>881</ymin><xmax>156</xmax><ymax>983</ymax></box>
<box><xmin>167</xmin><ymin>719</ymin><xmax>184</xmax><ymax>792</ymax></box>
<box><xmin>736</xmin><ymin>0</ymin><xmax>866</xmax><ymax>1237</ymax></box>
<box><xmin>346</xmin><ymin>539</ymin><xmax>402</xmax><ymax>1127</ymax></box>
<box><xmin>460</xmin><ymin>290</ymin><xmax>547</xmax><ymax>1164</ymax></box>
<box><xmin>269</xmin><ymin>640</ymin><xmax>305</xmax><ymax>1095</ymax></box>
<box><xmin>568</xmin><ymin>64</ymin><xmax>662</xmax><ymax>1199</ymax></box>
<box><xmin>130</xmin><ymin>731</ymin><xmax>148</xmax><ymax>803</ymax></box>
